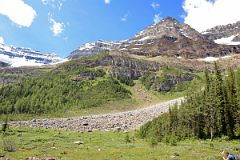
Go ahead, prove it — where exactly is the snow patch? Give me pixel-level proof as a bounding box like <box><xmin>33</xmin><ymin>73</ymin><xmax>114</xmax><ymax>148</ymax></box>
<box><xmin>221</xmin><ymin>55</ymin><xmax>232</xmax><ymax>59</ymax></box>
<box><xmin>139</xmin><ymin>36</ymin><xmax>150</xmax><ymax>41</ymax></box>
<box><xmin>51</xmin><ymin>58</ymin><xmax>69</xmax><ymax>65</ymax></box>
<box><xmin>78</xmin><ymin>43</ymin><xmax>94</xmax><ymax>51</ymax></box>
<box><xmin>201</xmin><ymin>31</ymin><xmax>211</xmax><ymax>35</ymax></box>
<box><xmin>198</xmin><ymin>55</ymin><xmax>233</xmax><ymax>62</ymax></box>
<box><xmin>0</xmin><ymin>43</ymin><xmax>62</xmax><ymax>67</ymax></box>
<box><xmin>214</xmin><ymin>36</ymin><xmax>240</xmax><ymax>45</ymax></box>
<box><xmin>199</xmin><ymin>57</ymin><xmax>219</xmax><ymax>62</ymax></box>
<box><xmin>0</xmin><ymin>54</ymin><xmax>44</xmax><ymax>67</ymax></box>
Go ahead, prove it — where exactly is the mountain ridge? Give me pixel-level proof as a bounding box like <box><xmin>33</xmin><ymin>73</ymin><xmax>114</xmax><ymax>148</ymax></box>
<box><xmin>0</xmin><ymin>43</ymin><xmax>63</xmax><ymax>67</ymax></box>
<box><xmin>202</xmin><ymin>20</ymin><xmax>240</xmax><ymax>45</ymax></box>
<box><xmin>69</xmin><ymin>17</ymin><xmax>240</xmax><ymax>60</ymax></box>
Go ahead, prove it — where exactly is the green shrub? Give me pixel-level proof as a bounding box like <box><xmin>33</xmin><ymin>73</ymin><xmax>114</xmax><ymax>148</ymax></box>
<box><xmin>1</xmin><ymin>137</ymin><xmax>17</xmax><ymax>152</ymax></box>
<box><xmin>118</xmin><ymin>76</ymin><xmax>134</xmax><ymax>86</ymax></box>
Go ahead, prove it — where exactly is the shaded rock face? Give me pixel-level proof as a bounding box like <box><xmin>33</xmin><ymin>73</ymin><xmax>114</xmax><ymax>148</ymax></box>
<box><xmin>72</xmin><ymin>70</ymin><xmax>105</xmax><ymax>81</ymax></box>
<box><xmin>95</xmin><ymin>55</ymin><xmax>162</xmax><ymax>80</ymax></box>
<box><xmin>82</xmin><ymin>54</ymin><xmax>194</xmax><ymax>92</ymax></box>
<box><xmin>233</xmin><ymin>35</ymin><xmax>240</xmax><ymax>42</ymax></box>
<box><xmin>95</xmin><ymin>55</ymin><xmax>161</xmax><ymax>72</ymax></box>
<box><xmin>75</xmin><ymin>54</ymin><xmax>162</xmax><ymax>81</ymax></box>
<box><xmin>149</xmin><ymin>73</ymin><xmax>194</xmax><ymax>92</ymax></box>
<box><xmin>203</xmin><ymin>21</ymin><xmax>240</xmax><ymax>40</ymax></box>
<box><xmin>0</xmin><ymin>61</ymin><xmax>9</xmax><ymax>68</ymax></box>
<box><xmin>110</xmin><ymin>67</ymin><xmax>148</xmax><ymax>80</ymax></box>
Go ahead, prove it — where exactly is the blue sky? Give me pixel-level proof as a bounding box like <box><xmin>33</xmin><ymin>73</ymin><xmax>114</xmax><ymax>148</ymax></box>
<box><xmin>0</xmin><ymin>0</ymin><xmax>239</xmax><ymax>58</ymax></box>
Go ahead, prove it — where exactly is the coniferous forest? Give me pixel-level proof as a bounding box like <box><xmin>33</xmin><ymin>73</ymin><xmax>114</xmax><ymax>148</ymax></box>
<box><xmin>139</xmin><ymin>63</ymin><xmax>240</xmax><ymax>142</ymax></box>
<box><xmin>0</xmin><ymin>58</ymin><xmax>131</xmax><ymax>115</ymax></box>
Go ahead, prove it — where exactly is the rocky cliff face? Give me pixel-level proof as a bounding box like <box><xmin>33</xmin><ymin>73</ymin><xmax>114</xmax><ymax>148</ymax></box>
<box><xmin>150</xmin><ymin>73</ymin><xmax>194</xmax><ymax>92</ymax></box>
<box><xmin>203</xmin><ymin>21</ymin><xmax>240</xmax><ymax>45</ymax></box>
<box><xmin>77</xmin><ymin>54</ymin><xmax>162</xmax><ymax>80</ymax></box>
<box><xmin>72</xmin><ymin>54</ymin><xmax>195</xmax><ymax>92</ymax></box>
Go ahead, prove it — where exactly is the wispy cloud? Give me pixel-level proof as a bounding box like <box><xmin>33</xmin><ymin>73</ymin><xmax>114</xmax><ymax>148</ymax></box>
<box><xmin>41</xmin><ymin>0</ymin><xmax>64</xmax><ymax>10</ymax></box>
<box><xmin>0</xmin><ymin>36</ymin><xmax>4</xmax><ymax>44</ymax></box>
<box><xmin>49</xmin><ymin>14</ymin><xmax>65</xmax><ymax>36</ymax></box>
<box><xmin>0</xmin><ymin>0</ymin><xmax>36</xmax><ymax>27</ymax></box>
<box><xmin>120</xmin><ymin>14</ymin><xmax>128</xmax><ymax>22</ymax></box>
<box><xmin>183</xmin><ymin>0</ymin><xmax>240</xmax><ymax>32</ymax></box>
<box><xmin>104</xmin><ymin>0</ymin><xmax>111</xmax><ymax>4</ymax></box>
<box><xmin>151</xmin><ymin>2</ymin><xmax>160</xmax><ymax>10</ymax></box>
<box><xmin>153</xmin><ymin>14</ymin><xmax>162</xmax><ymax>23</ymax></box>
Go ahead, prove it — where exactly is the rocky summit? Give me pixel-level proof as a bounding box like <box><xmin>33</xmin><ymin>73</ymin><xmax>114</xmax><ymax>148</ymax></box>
<box><xmin>69</xmin><ymin>17</ymin><xmax>240</xmax><ymax>60</ymax></box>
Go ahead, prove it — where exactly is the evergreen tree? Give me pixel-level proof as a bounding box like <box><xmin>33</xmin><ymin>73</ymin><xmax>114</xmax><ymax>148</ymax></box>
<box><xmin>213</xmin><ymin>62</ymin><xmax>227</xmax><ymax>136</ymax></box>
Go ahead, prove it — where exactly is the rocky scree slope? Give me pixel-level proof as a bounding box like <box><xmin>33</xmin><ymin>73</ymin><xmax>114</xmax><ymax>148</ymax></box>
<box><xmin>9</xmin><ymin>98</ymin><xmax>184</xmax><ymax>132</ymax></box>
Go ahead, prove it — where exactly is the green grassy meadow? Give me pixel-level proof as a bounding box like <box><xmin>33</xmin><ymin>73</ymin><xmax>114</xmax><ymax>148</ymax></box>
<box><xmin>0</xmin><ymin>127</ymin><xmax>239</xmax><ymax>160</ymax></box>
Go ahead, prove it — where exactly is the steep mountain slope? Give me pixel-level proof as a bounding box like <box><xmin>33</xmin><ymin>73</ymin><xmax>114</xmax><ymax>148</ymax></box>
<box><xmin>0</xmin><ymin>43</ymin><xmax>63</xmax><ymax>67</ymax></box>
<box><xmin>0</xmin><ymin>52</ymin><xmax>199</xmax><ymax>117</ymax></box>
<box><xmin>203</xmin><ymin>21</ymin><xmax>240</xmax><ymax>45</ymax></box>
<box><xmin>69</xmin><ymin>17</ymin><xmax>240</xmax><ymax>59</ymax></box>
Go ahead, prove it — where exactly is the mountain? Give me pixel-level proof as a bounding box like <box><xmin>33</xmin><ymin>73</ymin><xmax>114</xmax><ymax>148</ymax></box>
<box><xmin>203</xmin><ymin>21</ymin><xmax>240</xmax><ymax>45</ymax></box>
<box><xmin>69</xmin><ymin>17</ymin><xmax>240</xmax><ymax>59</ymax></box>
<box><xmin>69</xmin><ymin>40</ymin><xmax>124</xmax><ymax>59</ymax></box>
<box><xmin>0</xmin><ymin>43</ymin><xmax>63</xmax><ymax>67</ymax></box>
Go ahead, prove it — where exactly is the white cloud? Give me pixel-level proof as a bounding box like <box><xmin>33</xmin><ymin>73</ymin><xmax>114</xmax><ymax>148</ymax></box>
<box><xmin>0</xmin><ymin>36</ymin><xmax>4</xmax><ymax>44</ymax></box>
<box><xmin>0</xmin><ymin>0</ymin><xmax>36</xmax><ymax>27</ymax></box>
<box><xmin>104</xmin><ymin>0</ymin><xmax>111</xmax><ymax>4</ymax></box>
<box><xmin>151</xmin><ymin>2</ymin><xmax>160</xmax><ymax>10</ymax></box>
<box><xmin>49</xmin><ymin>15</ymin><xmax>65</xmax><ymax>36</ymax></box>
<box><xmin>153</xmin><ymin>14</ymin><xmax>162</xmax><ymax>23</ymax></box>
<box><xmin>183</xmin><ymin>0</ymin><xmax>240</xmax><ymax>32</ymax></box>
<box><xmin>41</xmin><ymin>0</ymin><xmax>64</xmax><ymax>10</ymax></box>
<box><xmin>120</xmin><ymin>14</ymin><xmax>128</xmax><ymax>22</ymax></box>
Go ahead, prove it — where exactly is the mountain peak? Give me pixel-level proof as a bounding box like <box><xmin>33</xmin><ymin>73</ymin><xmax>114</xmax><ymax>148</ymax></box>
<box><xmin>131</xmin><ymin>16</ymin><xmax>204</xmax><ymax>42</ymax></box>
<box><xmin>159</xmin><ymin>16</ymin><xmax>180</xmax><ymax>24</ymax></box>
